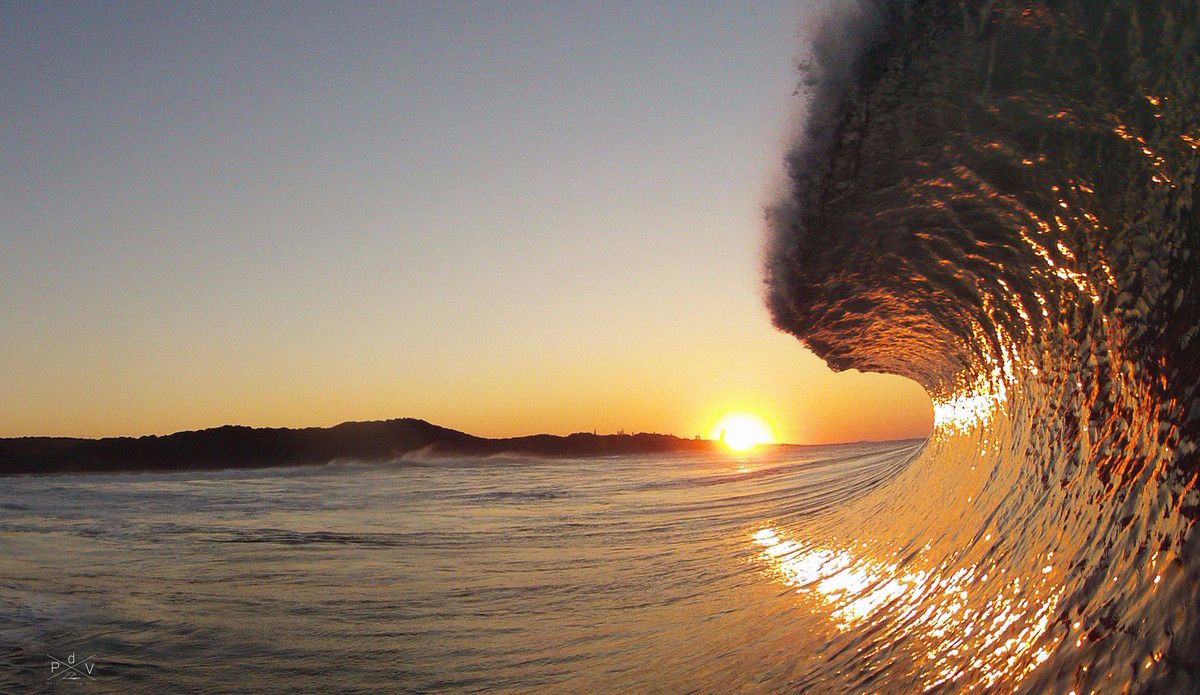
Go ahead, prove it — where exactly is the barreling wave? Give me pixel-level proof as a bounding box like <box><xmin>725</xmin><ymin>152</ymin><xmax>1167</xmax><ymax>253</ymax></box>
<box><xmin>764</xmin><ymin>1</ymin><xmax>1200</xmax><ymax>692</ymax></box>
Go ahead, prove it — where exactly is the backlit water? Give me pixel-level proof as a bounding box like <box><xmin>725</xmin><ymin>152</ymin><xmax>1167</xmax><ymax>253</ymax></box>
<box><xmin>1</xmin><ymin>443</ymin><xmax>917</xmax><ymax>693</ymax></box>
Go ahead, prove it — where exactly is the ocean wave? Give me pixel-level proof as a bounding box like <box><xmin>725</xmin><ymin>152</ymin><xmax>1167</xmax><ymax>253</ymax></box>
<box><xmin>764</xmin><ymin>1</ymin><xmax>1199</xmax><ymax>691</ymax></box>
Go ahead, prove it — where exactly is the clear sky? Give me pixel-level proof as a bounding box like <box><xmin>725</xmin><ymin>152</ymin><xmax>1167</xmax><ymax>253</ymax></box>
<box><xmin>1</xmin><ymin>1</ymin><xmax>932</xmax><ymax>444</ymax></box>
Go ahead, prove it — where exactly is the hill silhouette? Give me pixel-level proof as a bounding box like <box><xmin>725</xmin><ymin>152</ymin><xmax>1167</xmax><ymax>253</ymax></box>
<box><xmin>0</xmin><ymin>419</ymin><xmax>722</xmax><ymax>475</ymax></box>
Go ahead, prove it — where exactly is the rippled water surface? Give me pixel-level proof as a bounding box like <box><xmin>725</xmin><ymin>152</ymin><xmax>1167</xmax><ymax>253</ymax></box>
<box><xmin>6</xmin><ymin>2</ymin><xmax>1200</xmax><ymax>693</ymax></box>
<box><xmin>763</xmin><ymin>1</ymin><xmax>1199</xmax><ymax>692</ymax></box>
<box><xmin>1</xmin><ymin>443</ymin><xmax>921</xmax><ymax>693</ymax></box>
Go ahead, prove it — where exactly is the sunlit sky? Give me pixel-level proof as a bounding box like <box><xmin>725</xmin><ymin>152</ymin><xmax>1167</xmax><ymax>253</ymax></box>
<box><xmin>1</xmin><ymin>1</ymin><xmax>931</xmax><ymax>444</ymax></box>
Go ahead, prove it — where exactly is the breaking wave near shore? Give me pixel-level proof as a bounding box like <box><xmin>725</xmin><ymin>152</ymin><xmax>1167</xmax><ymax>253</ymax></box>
<box><xmin>3</xmin><ymin>2</ymin><xmax>1199</xmax><ymax>693</ymax></box>
<box><xmin>765</xmin><ymin>1</ymin><xmax>1200</xmax><ymax>691</ymax></box>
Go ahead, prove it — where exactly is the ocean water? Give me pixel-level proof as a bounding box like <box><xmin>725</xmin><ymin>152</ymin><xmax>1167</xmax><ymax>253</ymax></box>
<box><xmin>763</xmin><ymin>0</ymin><xmax>1200</xmax><ymax>692</ymax></box>
<box><xmin>1</xmin><ymin>444</ymin><xmax>921</xmax><ymax>693</ymax></box>
<box><xmin>6</xmin><ymin>1</ymin><xmax>1199</xmax><ymax>692</ymax></box>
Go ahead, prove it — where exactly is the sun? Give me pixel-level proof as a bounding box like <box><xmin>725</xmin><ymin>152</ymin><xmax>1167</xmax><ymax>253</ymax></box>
<box><xmin>710</xmin><ymin>411</ymin><xmax>775</xmax><ymax>451</ymax></box>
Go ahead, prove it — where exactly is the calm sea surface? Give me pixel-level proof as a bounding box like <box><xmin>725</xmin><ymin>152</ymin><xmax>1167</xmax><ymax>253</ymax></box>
<box><xmin>0</xmin><ymin>442</ymin><xmax>916</xmax><ymax>693</ymax></box>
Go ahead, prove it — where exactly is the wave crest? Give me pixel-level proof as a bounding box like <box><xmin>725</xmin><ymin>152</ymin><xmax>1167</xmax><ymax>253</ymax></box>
<box><xmin>764</xmin><ymin>1</ymin><xmax>1200</xmax><ymax>690</ymax></box>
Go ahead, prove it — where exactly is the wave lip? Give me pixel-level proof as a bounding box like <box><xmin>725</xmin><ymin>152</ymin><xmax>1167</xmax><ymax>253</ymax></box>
<box><xmin>764</xmin><ymin>1</ymin><xmax>1200</xmax><ymax>691</ymax></box>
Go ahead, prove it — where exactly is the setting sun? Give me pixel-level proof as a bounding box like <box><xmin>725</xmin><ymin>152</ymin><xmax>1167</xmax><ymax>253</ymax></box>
<box><xmin>710</xmin><ymin>411</ymin><xmax>775</xmax><ymax>451</ymax></box>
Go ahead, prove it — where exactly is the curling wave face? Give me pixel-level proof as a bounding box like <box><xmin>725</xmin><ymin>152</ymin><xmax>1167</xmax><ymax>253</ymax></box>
<box><xmin>764</xmin><ymin>1</ymin><xmax>1200</xmax><ymax>691</ymax></box>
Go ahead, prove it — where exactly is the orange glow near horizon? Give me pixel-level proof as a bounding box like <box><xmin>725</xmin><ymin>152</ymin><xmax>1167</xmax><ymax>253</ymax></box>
<box><xmin>0</xmin><ymin>2</ymin><xmax>940</xmax><ymax>448</ymax></box>
<box><xmin>0</xmin><ymin>324</ymin><xmax>934</xmax><ymax>445</ymax></box>
<box><xmin>710</xmin><ymin>411</ymin><xmax>775</xmax><ymax>451</ymax></box>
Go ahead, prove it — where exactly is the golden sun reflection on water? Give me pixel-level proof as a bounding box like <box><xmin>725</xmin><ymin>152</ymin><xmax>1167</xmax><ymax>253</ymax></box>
<box><xmin>751</xmin><ymin>528</ymin><xmax>923</xmax><ymax>631</ymax></box>
<box><xmin>751</xmin><ymin>526</ymin><xmax>1067</xmax><ymax>690</ymax></box>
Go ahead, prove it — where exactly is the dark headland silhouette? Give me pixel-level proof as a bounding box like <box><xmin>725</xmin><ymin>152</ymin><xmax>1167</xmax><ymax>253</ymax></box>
<box><xmin>0</xmin><ymin>419</ymin><xmax>732</xmax><ymax>476</ymax></box>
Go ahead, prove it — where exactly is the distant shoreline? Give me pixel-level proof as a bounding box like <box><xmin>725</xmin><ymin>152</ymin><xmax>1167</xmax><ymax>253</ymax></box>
<box><xmin>0</xmin><ymin>418</ymin><xmax>742</xmax><ymax>476</ymax></box>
